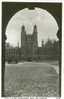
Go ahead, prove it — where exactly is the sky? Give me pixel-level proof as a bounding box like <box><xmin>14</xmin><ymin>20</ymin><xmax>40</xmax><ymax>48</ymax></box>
<box><xmin>6</xmin><ymin>7</ymin><xmax>58</xmax><ymax>47</ymax></box>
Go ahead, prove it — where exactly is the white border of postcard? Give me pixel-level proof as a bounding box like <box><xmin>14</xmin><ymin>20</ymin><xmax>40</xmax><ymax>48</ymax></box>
<box><xmin>0</xmin><ymin>0</ymin><xmax>64</xmax><ymax>99</ymax></box>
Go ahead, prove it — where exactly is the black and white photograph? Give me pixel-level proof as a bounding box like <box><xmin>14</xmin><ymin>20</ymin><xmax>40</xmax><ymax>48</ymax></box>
<box><xmin>2</xmin><ymin>2</ymin><xmax>62</xmax><ymax>97</ymax></box>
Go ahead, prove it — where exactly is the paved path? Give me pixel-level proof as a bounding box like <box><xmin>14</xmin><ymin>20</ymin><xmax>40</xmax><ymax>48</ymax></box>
<box><xmin>51</xmin><ymin>65</ymin><xmax>59</xmax><ymax>74</ymax></box>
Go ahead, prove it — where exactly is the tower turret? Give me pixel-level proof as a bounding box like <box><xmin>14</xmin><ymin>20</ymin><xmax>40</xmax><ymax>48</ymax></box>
<box><xmin>33</xmin><ymin>25</ymin><xmax>37</xmax><ymax>33</ymax></box>
<box><xmin>32</xmin><ymin>25</ymin><xmax>38</xmax><ymax>60</ymax></box>
<box><xmin>33</xmin><ymin>24</ymin><xmax>38</xmax><ymax>46</ymax></box>
<box><xmin>21</xmin><ymin>25</ymin><xmax>26</xmax><ymax>47</ymax></box>
<box><xmin>21</xmin><ymin>25</ymin><xmax>26</xmax><ymax>60</ymax></box>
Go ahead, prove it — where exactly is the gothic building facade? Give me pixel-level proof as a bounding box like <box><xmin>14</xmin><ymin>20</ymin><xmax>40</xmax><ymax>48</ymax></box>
<box><xmin>5</xmin><ymin>24</ymin><xmax>59</xmax><ymax>62</ymax></box>
<box><xmin>21</xmin><ymin>25</ymin><xmax>38</xmax><ymax>61</ymax></box>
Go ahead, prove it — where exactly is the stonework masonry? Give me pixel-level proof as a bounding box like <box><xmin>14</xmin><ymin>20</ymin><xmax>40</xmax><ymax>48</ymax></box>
<box><xmin>21</xmin><ymin>25</ymin><xmax>38</xmax><ymax>61</ymax></box>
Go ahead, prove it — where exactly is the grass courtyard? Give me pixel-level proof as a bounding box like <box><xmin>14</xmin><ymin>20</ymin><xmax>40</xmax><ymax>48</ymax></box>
<box><xmin>4</xmin><ymin>61</ymin><xmax>59</xmax><ymax>97</ymax></box>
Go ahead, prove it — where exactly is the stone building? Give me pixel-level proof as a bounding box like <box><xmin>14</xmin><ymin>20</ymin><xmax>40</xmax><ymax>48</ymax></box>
<box><xmin>21</xmin><ymin>25</ymin><xmax>38</xmax><ymax>61</ymax></box>
<box><xmin>5</xmin><ymin>45</ymin><xmax>19</xmax><ymax>62</ymax></box>
<box><xmin>5</xmin><ymin>25</ymin><xmax>59</xmax><ymax>62</ymax></box>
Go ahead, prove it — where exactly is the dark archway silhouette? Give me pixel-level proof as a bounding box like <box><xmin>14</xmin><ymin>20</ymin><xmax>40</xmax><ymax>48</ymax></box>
<box><xmin>2</xmin><ymin>2</ymin><xmax>62</xmax><ymax>96</ymax></box>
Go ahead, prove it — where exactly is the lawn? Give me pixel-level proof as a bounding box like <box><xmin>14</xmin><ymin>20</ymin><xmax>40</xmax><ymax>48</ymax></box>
<box><xmin>4</xmin><ymin>62</ymin><xmax>59</xmax><ymax>97</ymax></box>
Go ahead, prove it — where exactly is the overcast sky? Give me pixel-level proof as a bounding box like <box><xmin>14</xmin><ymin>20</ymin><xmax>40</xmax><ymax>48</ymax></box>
<box><xmin>6</xmin><ymin>7</ymin><xmax>58</xmax><ymax>47</ymax></box>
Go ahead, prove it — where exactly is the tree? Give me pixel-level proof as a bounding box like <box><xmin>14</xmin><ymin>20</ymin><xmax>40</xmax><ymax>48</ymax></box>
<box><xmin>44</xmin><ymin>39</ymin><xmax>53</xmax><ymax>56</ymax></box>
<box><xmin>42</xmin><ymin>40</ymin><xmax>44</xmax><ymax>48</ymax></box>
<box><xmin>53</xmin><ymin>40</ymin><xmax>59</xmax><ymax>58</ymax></box>
<box><xmin>45</xmin><ymin>39</ymin><xmax>53</xmax><ymax>48</ymax></box>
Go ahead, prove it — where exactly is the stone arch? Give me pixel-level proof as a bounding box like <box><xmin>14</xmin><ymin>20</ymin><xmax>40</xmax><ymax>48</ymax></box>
<box><xmin>2</xmin><ymin>2</ymin><xmax>62</xmax><ymax>40</ymax></box>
